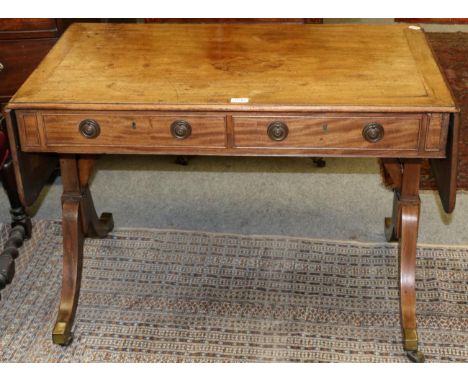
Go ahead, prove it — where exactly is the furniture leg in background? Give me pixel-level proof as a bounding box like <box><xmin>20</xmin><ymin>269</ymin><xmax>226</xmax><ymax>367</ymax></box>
<box><xmin>52</xmin><ymin>155</ymin><xmax>113</xmax><ymax>345</ymax></box>
<box><xmin>383</xmin><ymin>158</ymin><xmax>425</xmax><ymax>363</ymax></box>
<box><xmin>0</xmin><ymin>117</ymin><xmax>31</xmax><ymax>296</ymax></box>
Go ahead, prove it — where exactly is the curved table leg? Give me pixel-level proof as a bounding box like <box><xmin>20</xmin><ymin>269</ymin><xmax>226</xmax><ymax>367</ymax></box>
<box><xmin>81</xmin><ymin>187</ymin><xmax>114</xmax><ymax>239</ymax></box>
<box><xmin>52</xmin><ymin>155</ymin><xmax>113</xmax><ymax>345</ymax></box>
<box><xmin>400</xmin><ymin>203</ymin><xmax>425</xmax><ymax>363</ymax></box>
<box><xmin>78</xmin><ymin>156</ymin><xmax>114</xmax><ymax>239</ymax></box>
<box><xmin>385</xmin><ymin>191</ymin><xmax>401</xmax><ymax>243</ymax></box>
<box><xmin>52</xmin><ymin>197</ymin><xmax>83</xmax><ymax>345</ymax></box>
<box><xmin>382</xmin><ymin>159</ymin><xmax>402</xmax><ymax>243</ymax></box>
<box><xmin>385</xmin><ymin>159</ymin><xmax>425</xmax><ymax>362</ymax></box>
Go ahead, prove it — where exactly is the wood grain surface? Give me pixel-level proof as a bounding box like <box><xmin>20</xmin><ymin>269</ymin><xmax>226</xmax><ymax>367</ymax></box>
<box><xmin>7</xmin><ymin>23</ymin><xmax>457</xmax><ymax>113</ymax></box>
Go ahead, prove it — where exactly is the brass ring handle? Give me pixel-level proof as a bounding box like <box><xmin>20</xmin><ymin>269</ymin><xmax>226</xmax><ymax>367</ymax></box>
<box><xmin>170</xmin><ymin>120</ymin><xmax>192</xmax><ymax>140</ymax></box>
<box><xmin>0</xmin><ymin>62</ymin><xmax>4</xmax><ymax>72</ymax></box>
<box><xmin>79</xmin><ymin>119</ymin><xmax>101</xmax><ymax>139</ymax></box>
<box><xmin>362</xmin><ymin>122</ymin><xmax>384</xmax><ymax>143</ymax></box>
<box><xmin>267</xmin><ymin>121</ymin><xmax>289</xmax><ymax>141</ymax></box>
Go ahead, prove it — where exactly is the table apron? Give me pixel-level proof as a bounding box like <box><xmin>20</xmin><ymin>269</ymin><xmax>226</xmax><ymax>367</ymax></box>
<box><xmin>13</xmin><ymin>110</ymin><xmax>450</xmax><ymax>158</ymax></box>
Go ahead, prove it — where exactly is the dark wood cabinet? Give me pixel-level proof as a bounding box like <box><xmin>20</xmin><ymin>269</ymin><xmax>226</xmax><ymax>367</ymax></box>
<box><xmin>0</xmin><ymin>18</ymin><xmax>62</xmax><ymax>208</ymax></box>
<box><xmin>0</xmin><ymin>39</ymin><xmax>58</xmax><ymax>103</ymax></box>
<box><xmin>0</xmin><ymin>18</ymin><xmax>60</xmax><ymax>35</ymax></box>
<box><xmin>0</xmin><ymin>19</ymin><xmax>64</xmax><ymax>104</ymax></box>
<box><xmin>0</xmin><ymin>19</ymin><xmax>63</xmax><ymax>293</ymax></box>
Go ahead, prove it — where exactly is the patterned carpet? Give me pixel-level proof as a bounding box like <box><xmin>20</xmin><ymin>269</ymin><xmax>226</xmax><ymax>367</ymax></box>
<box><xmin>0</xmin><ymin>220</ymin><xmax>466</xmax><ymax>362</ymax></box>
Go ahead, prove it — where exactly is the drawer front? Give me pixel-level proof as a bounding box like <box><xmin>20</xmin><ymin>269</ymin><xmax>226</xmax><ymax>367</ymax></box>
<box><xmin>41</xmin><ymin>113</ymin><xmax>227</xmax><ymax>148</ymax></box>
<box><xmin>233</xmin><ymin>116</ymin><xmax>423</xmax><ymax>151</ymax></box>
<box><xmin>0</xmin><ymin>39</ymin><xmax>57</xmax><ymax>102</ymax></box>
<box><xmin>16</xmin><ymin>111</ymin><xmax>446</xmax><ymax>157</ymax></box>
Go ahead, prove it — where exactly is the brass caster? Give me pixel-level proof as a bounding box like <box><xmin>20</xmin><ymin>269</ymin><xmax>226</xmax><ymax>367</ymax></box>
<box><xmin>52</xmin><ymin>322</ymin><xmax>74</xmax><ymax>346</ymax></box>
<box><xmin>88</xmin><ymin>212</ymin><xmax>114</xmax><ymax>239</ymax></box>
<box><xmin>175</xmin><ymin>155</ymin><xmax>189</xmax><ymax>166</ymax></box>
<box><xmin>99</xmin><ymin>212</ymin><xmax>114</xmax><ymax>232</ymax></box>
<box><xmin>312</xmin><ymin>157</ymin><xmax>326</xmax><ymax>168</ymax></box>
<box><xmin>406</xmin><ymin>350</ymin><xmax>425</xmax><ymax>363</ymax></box>
<box><xmin>384</xmin><ymin>217</ymin><xmax>398</xmax><ymax>242</ymax></box>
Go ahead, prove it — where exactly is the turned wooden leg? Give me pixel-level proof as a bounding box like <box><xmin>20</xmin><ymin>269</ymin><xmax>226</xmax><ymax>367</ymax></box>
<box><xmin>0</xmin><ymin>152</ymin><xmax>32</xmax><ymax>296</ymax></box>
<box><xmin>52</xmin><ymin>155</ymin><xmax>113</xmax><ymax>345</ymax></box>
<box><xmin>1</xmin><ymin>157</ymin><xmax>32</xmax><ymax>239</ymax></box>
<box><xmin>385</xmin><ymin>159</ymin><xmax>425</xmax><ymax>362</ymax></box>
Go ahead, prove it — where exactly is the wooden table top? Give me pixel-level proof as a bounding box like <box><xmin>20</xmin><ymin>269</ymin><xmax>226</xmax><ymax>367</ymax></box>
<box><xmin>8</xmin><ymin>23</ymin><xmax>457</xmax><ymax>113</ymax></box>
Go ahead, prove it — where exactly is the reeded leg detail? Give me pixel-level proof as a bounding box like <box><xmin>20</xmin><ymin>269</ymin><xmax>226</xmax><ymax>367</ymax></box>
<box><xmin>52</xmin><ymin>155</ymin><xmax>113</xmax><ymax>345</ymax></box>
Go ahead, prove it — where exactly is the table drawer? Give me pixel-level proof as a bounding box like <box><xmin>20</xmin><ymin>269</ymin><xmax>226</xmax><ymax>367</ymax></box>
<box><xmin>233</xmin><ymin>116</ymin><xmax>423</xmax><ymax>151</ymax></box>
<box><xmin>41</xmin><ymin>113</ymin><xmax>227</xmax><ymax>148</ymax></box>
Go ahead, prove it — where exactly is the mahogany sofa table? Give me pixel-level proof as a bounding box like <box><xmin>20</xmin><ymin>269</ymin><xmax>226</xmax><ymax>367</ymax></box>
<box><xmin>3</xmin><ymin>23</ymin><xmax>459</xmax><ymax>362</ymax></box>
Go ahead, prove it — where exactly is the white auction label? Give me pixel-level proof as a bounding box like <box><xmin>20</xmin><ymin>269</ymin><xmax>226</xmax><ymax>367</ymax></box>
<box><xmin>230</xmin><ymin>98</ymin><xmax>250</xmax><ymax>103</ymax></box>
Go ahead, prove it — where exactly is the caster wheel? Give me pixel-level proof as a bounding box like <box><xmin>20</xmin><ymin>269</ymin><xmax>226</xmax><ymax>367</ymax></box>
<box><xmin>99</xmin><ymin>212</ymin><xmax>114</xmax><ymax>230</ymax></box>
<box><xmin>175</xmin><ymin>156</ymin><xmax>189</xmax><ymax>166</ymax></box>
<box><xmin>312</xmin><ymin>158</ymin><xmax>326</xmax><ymax>168</ymax></box>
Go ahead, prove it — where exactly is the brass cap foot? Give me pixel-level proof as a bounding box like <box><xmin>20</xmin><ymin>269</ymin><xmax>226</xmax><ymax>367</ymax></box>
<box><xmin>52</xmin><ymin>321</ymin><xmax>73</xmax><ymax>346</ymax></box>
<box><xmin>403</xmin><ymin>328</ymin><xmax>418</xmax><ymax>351</ymax></box>
<box><xmin>406</xmin><ymin>350</ymin><xmax>425</xmax><ymax>363</ymax></box>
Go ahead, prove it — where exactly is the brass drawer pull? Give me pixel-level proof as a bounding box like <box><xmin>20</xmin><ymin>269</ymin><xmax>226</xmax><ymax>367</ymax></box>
<box><xmin>170</xmin><ymin>120</ymin><xmax>192</xmax><ymax>140</ymax></box>
<box><xmin>362</xmin><ymin>122</ymin><xmax>384</xmax><ymax>143</ymax></box>
<box><xmin>79</xmin><ymin>119</ymin><xmax>100</xmax><ymax>139</ymax></box>
<box><xmin>0</xmin><ymin>62</ymin><xmax>4</xmax><ymax>72</ymax></box>
<box><xmin>267</xmin><ymin>121</ymin><xmax>289</xmax><ymax>141</ymax></box>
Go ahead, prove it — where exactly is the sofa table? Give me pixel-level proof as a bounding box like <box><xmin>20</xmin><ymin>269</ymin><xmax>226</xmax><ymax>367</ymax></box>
<box><xmin>3</xmin><ymin>23</ymin><xmax>459</xmax><ymax>362</ymax></box>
